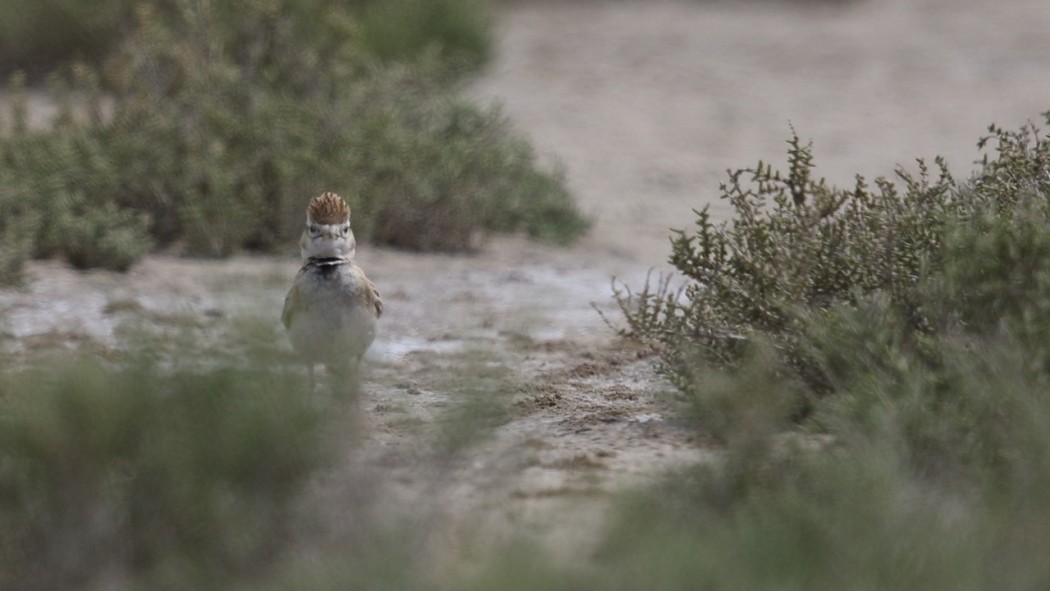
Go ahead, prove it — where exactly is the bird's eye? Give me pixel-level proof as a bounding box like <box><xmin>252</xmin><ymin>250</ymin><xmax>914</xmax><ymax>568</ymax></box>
<box><xmin>308</xmin><ymin>224</ymin><xmax>321</xmax><ymax>236</ymax></box>
<box><xmin>341</xmin><ymin>224</ymin><xmax>350</xmax><ymax>236</ymax></box>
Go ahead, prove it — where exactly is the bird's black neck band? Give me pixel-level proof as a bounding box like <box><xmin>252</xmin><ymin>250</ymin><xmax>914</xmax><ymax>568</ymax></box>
<box><xmin>308</xmin><ymin>257</ymin><xmax>348</xmax><ymax>267</ymax></box>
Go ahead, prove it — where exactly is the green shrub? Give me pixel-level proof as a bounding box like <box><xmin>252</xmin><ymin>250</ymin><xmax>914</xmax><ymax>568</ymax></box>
<box><xmin>60</xmin><ymin>199</ymin><xmax>154</xmax><ymax>271</ymax></box>
<box><xmin>356</xmin><ymin>0</ymin><xmax>493</xmax><ymax>73</ymax></box>
<box><xmin>926</xmin><ymin>200</ymin><xmax>1050</xmax><ymax>352</ymax></box>
<box><xmin>0</xmin><ymin>355</ymin><xmax>325</xmax><ymax>590</ymax></box>
<box><xmin>0</xmin><ymin>0</ymin><xmax>135</xmax><ymax>76</ymax></box>
<box><xmin>0</xmin><ymin>0</ymin><xmax>493</xmax><ymax>79</ymax></box>
<box><xmin>0</xmin><ymin>188</ymin><xmax>39</xmax><ymax>285</ymax></box>
<box><xmin>0</xmin><ymin>72</ymin><xmax>154</xmax><ymax>272</ymax></box>
<box><xmin>0</xmin><ymin>0</ymin><xmax>584</xmax><ymax>278</ymax></box>
<box><xmin>357</xmin><ymin>86</ymin><xmax>588</xmax><ymax>250</ymax></box>
<box><xmin>101</xmin><ymin>3</ymin><xmax>582</xmax><ymax>253</ymax></box>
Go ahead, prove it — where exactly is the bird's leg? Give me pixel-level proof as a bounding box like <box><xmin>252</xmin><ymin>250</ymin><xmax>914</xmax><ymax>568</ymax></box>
<box><xmin>328</xmin><ymin>359</ymin><xmax>366</xmax><ymax>440</ymax></box>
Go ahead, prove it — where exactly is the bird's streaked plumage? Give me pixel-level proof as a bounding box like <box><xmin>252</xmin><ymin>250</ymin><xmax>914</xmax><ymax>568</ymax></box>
<box><xmin>282</xmin><ymin>192</ymin><xmax>382</xmax><ymax>387</ymax></box>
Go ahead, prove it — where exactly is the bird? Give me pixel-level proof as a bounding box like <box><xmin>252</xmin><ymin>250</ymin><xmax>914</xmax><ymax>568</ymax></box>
<box><xmin>282</xmin><ymin>192</ymin><xmax>383</xmax><ymax>390</ymax></box>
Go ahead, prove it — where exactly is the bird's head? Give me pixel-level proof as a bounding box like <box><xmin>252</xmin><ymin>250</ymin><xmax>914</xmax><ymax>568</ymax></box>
<box><xmin>300</xmin><ymin>192</ymin><xmax>356</xmax><ymax>260</ymax></box>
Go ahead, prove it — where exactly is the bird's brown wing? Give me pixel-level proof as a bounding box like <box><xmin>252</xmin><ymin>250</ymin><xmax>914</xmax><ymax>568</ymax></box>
<box><xmin>349</xmin><ymin>264</ymin><xmax>383</xmax><ymax>319</ymax></box>
<box><xmin>369</xmin><ymin>278</ymin><xmax>384</xmax><ymax>318</ymax></box>
<box><xmin>281</xmin><ymin>290</ymin><xmax>295</xmax><ymax>329</ymax></box>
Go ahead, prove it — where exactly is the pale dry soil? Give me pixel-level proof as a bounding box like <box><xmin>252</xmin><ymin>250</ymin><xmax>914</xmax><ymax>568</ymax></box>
<box><xmin>4</xmin><ymin>0</ymin><xmax>1050</xmax><ymax>578</ymax></box>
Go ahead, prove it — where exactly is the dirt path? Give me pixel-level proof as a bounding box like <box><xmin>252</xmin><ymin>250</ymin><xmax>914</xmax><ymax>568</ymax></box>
<box><xmin>4</xmin><ymin>0</ymin><xmax>1050</xmax><ymax>576</ymax></box>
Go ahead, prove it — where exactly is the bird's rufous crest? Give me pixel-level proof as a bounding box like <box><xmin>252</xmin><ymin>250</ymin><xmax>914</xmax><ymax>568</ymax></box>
<box><xmin>307</xmin><ymin>192</ymin><xmax>350</xmax><ymax>225</ymax></box>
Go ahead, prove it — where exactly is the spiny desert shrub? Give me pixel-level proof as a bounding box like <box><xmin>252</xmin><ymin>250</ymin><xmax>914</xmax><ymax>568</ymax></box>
<box><xmin>614</xmin><ymin>138</ymin><xmax>952</xmax><ymax>384</ymax></box>
<box><xmin>971</xmin><ymin>118</ymin><xmax>1050</xmax><ymax>211</ymax></box>
<box><xmin>0</xmin><ymin>355</ymin><xmax>325</xmax><ymax>590</ymax></box>
<box><xmin>616</xmin><ymin>116</ymin><xmax>1050</xmax><ymax>396</ymax></box>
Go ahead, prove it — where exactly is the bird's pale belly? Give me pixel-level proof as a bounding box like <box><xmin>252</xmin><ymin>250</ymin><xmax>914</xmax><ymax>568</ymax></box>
<box><xmin>288</xmin><ymin>278</ymin><xmax>377</xmax><ymax>366</ymax></box>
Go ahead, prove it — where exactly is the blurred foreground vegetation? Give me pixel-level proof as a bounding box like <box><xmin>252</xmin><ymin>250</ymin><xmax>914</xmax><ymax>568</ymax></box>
<box><xmin>0</xmin><ymin>0</ymin><xmax>588</xmax><ymax>283</ymax></box>
<box><xmin>0</xmin><ymin>356</ymin><xmax>326</xmax><ymax>590</ymax></box>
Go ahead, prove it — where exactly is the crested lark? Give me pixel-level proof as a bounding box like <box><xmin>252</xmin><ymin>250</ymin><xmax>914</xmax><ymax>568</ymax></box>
<box><xmin>282</xmin><ymin>192</ymin><xmax>383</xmax><ymax>388</ymax></box>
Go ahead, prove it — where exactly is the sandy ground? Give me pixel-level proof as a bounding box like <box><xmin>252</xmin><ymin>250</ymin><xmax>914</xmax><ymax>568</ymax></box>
<box><xmin>473</xmin><ymin>0</ymin><xmax>1050</xmax><ymax>265</ymax></box>
<box><xmin>4</xmin><ymin>0</ymin><xmax>1050</xmax><ymax>576</ymax></box>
